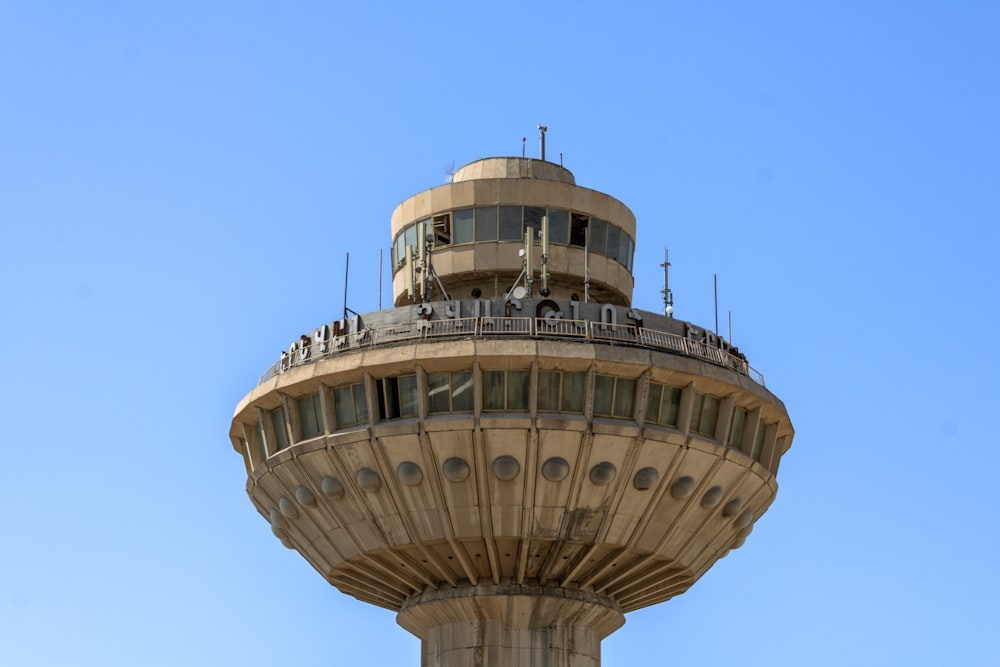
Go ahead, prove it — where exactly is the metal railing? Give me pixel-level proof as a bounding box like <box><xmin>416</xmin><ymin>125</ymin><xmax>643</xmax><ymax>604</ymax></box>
<box><xmin>258</xmin><ymin>316</ymin><xmax>765</xmax><ymax>387</ymax></box>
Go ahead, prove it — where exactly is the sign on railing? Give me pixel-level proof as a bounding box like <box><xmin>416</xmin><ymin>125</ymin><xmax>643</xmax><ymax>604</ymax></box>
<box><xmin>259</xmin><ymin>313</ymin><xmax>764</xmax><ymax>387</ymax></box>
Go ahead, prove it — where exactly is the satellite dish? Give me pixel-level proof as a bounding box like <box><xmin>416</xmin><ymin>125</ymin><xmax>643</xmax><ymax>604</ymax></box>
<box><xmin>512</xmin><ymin>286</ymin><xmax>527</xmax><ymax>300</ymax></box>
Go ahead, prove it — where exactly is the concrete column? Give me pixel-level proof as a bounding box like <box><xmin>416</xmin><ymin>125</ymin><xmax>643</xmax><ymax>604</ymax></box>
<box><xmin>397</xmin><ymin>583</ymin><xmax>625</xmax><ymax>667</ymax></box>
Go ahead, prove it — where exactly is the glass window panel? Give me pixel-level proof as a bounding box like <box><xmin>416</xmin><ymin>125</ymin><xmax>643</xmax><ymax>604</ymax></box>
<box><xmin>729</xmin><ymin>407</ymin><xmax>747</xmax><ymax>445</ymax></box>
<box><xmin>352</xmin><ymin>383</ymin><xmax>368</xmax><ymax>425</ymax></box>
<box><xmin>451</xmin><ymin>371</ymin><xmax>474</xmax><ymax>412</ymax></box>
<box><xmin>618</xmin><ymin>232</ymin><xmax>630</xmax><ymax>267</ymax></box>
<box><xmin>453</xmin><ymin>209</ymin><xmax>474</xmax><ymax>245</ymax></box>
<box><xmin>475</xmin><ymin>207</ymin><xmax>498</xmax><ymax>241</ymax></box>
<box><xmin>570</xmin><ymin>213</ymin><xmax>588</xmax><ymax>247</ymax></box>
<box><xmin>593</xmin><ymin>375</ymin><xmax>614</xmax><ymax>416</ymax></box>
<box><xmin>398</xmin><ymin>375</ymin><xmax>418</xmax><ymax>417</ymax></box>
<box><xmin>589</xmin><ymin>218</ymin><xmax>607</xmax><ymax>255</ymax></box>
<box><xmin>404</xmin><ymin>225</ymin><xmax>417</xmax><ymax>254</ymax></box>
<box><xmin>625</xmin><ymin>236</ymin><xmax>634</xmax><ymax>271</ymax></box>
<box><xmin>482</xmin><ymin>370</ymin><xmax>505</xmax><ymax>411</ymax></box>
<box><xmin>246</xmin><ymin>422</ymin><xmax>266</xmax><ymax>462</ymax></box>
<box><xmin>498</xmin><ymin>206</ymin><xmax>522</xmax><ymax>240</ymax></box>
<box><xmin>297</xmin><ymin>394</ymin><xmax>323</xmax><ymax>440</ymax></box>
<box><xmin>537</xmin><ymin>371</ymin><xmax>561</xmax><ymax>412</ymax></box>
<box><xmin>270</xmin><ymin>408</ymin><xmax>289</xmax><ymax>450</ymax></box>
<box><xmin>605</xmin><ymin>225</ymin><xmax>620</xmax><ymax>262</ymax></box>
<box><xmin>334</xmin><ymin>385</ymin><xmax>355</xmax><ymax>427</ymax></box>
<box><xmin>645</xmin><ymin>383</ymin><xmax>663</xmax><ymax>423</ymax></box>
<box><xmin>547</xmin><ymin>209</ymin><xmax>569</xmax><ymax>245</ymax></box>
<box><xmin>428</xmin><ymin>372</ymin><xmax>451</xmax><ymax>414</ymax></box>
<box><xmin>690</xmin><ymin>394</ymin><xmax>704</xmax><ymax>432</ymax></box>
<box><xmin>524</xmin><ymin>206</ymin><xmax>545</xmax><ymax>240</ymax></box>
<box><xmin>700</xmin><ymin>396</ymin><xmax>719</xmax><ymax>437</ymax></box>
<box><xmin>752</xmin><ymin>422</ymin><xmax>766</xmax><ymax>460</ymax></box>
<box><xmin>506</xmin><ymin>371</ymin><xmax>530</xmax><ymax>411</ymax></box>
<box><xmin>660</xmin><ymin>386</ymin><xmax>682</xmax><ymax>426</ymax></box>
<box><xmin>561</xmin><ymin>372</ymin><xmax>586</xmax><ymax>413</ymax></box>
<box><xmin>613</xmin><ymin>378</ymin><xmax>636</xmax><ymax>418</ymax></box>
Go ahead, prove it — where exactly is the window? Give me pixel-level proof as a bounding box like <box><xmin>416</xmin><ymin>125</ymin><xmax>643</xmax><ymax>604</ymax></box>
<box><xmin>498</xmin><ymin>206</ymin><xmax>522</xmax><ymax>241</ymax></box>
<box><xmin>378</xmin><ymin>375</ymin><xmax>418</xmax><ymax>420</ymax></box>
<box><xmin>428</xmin><ymin>371</ymin><xmax>474</xmax><ymax>414</ymax></box>
<box><xmin>605</xmin><ymin>224</ymin><xmax>619</xmax><ymax>263</ymax></box>
<box><xmin>547</xmin><ymin>209</ymin><xmax>569</xmax><ymax>245</ymax></box>
<box><xmin>751</xmin><ymin>421</ymin><xmax>767</xmax><ymax>460</ymax></box>
<box><xmin>524</xmin><ymin>206</ymin><xmax>545</xmax><ymax>240</ymax></box>
<box><xmin>297</xmin><ymin>393</ymin><xmax>324</xmax><ymax>440</ymax></box>
<box><xmin>475</xmin><ymin>206</ymin><xmax>498</xmax><ymax>241</ymax></box>
<box><xmin>270</xmin><ymin>407</ymin><xmax>289</xmax><ymax>451</ymax></box>
<box><xmin>432</xmin><ymin>213</ymin><xmax>451</xmax><ymax>247</ymax></box>
<box><xmin>589</xmin><ymin>218</ymin><xmax>607</xmax><ymax>256</ymax></box>
<box><xmin>618</xmin><ymin>232</ymin><xmax>630</xmax><ymax>267</ymax></box>
<box><xmin>246</xmin><ymin>421</ymin><xmax>266</xmax><ymax>462</ymax></box>
<box><xmin>729</xmin><ymin>407</ymin><xmax>748</xmax><ymax>445</ymax></box>
<box><xmin>570</xmin><ymin>212</ymin><xmax>588</xmax><ymax>247</ymax></box>
<box><xmin>538</xmin><ymin>371</ymin><xmax>586</xmax><ymax>414</ymax></box>
<box><xmin>482</xmin><ymin>370</ymin><xmax>530</xmax><ymax>412</ymax></box>
<box><xmin>453</xmin><ymin>209</ymin><xmax>474</xmax><ymax>245</ymax></box>
<box><xmin>404</xmin><ymin>224</ymin><xmax>418</xmax><ymax>257</ymax></box>
<box><xmin>333</xmin><ymin>382</ymin><xmax>368</xmax><ymax>428</ymax></box>
<box><xmin>594</xmin><ymin>375</ymin><xmax>636</xmax><ymax>419</ymax></box>
<box><xmin>690</xmin><ymin>393</ymin><xmax>720</xmax><ymax>437</ymax></box>
<box><xmin>645</xmin><ymin>383</ymin><xmax>682</xmax><ymax>427</ymax></box>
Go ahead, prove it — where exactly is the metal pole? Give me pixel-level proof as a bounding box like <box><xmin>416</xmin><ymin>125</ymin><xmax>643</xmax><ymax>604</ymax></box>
<box><xmin>714</xmin><ymin>274</ymin><xmax>719</xmax><ymax>337</ymax></box>
<box><xmin>378</xmin><ymin>248</ymin><xmax>383</xmax><ymax>311</ymax></box>
<box><xmin>343</xmin><ymin>252</ymin><xmax>350</xmax><ymax>320</ymax></box>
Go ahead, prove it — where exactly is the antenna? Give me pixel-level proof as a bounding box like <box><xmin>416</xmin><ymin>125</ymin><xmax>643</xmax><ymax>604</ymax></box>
<box><xmin>378</xmin><ymin>248</ymin><xmax>383</xmax><ymax>311</ymax></box>
<box><xmin>522</xmin><ymin>137</ymin><xmax>526</xmax><ymax>158</ymax></box>
<box><xmin>714</xmin><ymin>273</ymin><xmax>719</xmax><ymax>337</ymax></box>
<box><xmin>661</xmin><ymin>247</ymin><xmax>674</xmax><ymax>317</ymax></box>
<box><xmin>583</xmin><ymin>221</ymin><xmax>590</xmax><ymax>303</ymax></box>
<box><xmin>445</xmin><ymin>161</ymin><xmax>455</xmax><ymax>183</ymax></box>
<box><xmin>538</xmin><ymin>125</ymin><xmax>548</xmax><ymax>161</ymax></box>
<box><xmin>540</xmin><ymin>214</ymin><xmax>550</xmax><ymax>296</ymax></box>
<box><xmin>342</xmin><ymin>253</ymin><xmax>358</xmax><ymax>318</ymax></box>
<box><xmin>728</xmin><ymin>310</ymin><xmax>732</xmax><ymax>345</ymax></box>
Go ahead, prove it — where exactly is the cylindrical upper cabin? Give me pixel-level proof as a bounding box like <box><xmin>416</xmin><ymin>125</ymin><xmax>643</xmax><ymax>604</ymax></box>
<box><xmin>390</xmin><ymin>157</ymin><xmax>636</xmax><ymax>307</ymax></box>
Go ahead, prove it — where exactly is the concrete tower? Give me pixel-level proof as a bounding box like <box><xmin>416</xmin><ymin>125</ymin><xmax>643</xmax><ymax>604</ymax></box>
<box><xmin>229</xmin><ymin>153</ymin><xmax>794</xmax><ymax>666</ymax></box>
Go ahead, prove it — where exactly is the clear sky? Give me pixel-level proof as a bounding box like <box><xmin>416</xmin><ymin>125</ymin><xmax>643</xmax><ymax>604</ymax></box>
<box><xmin>2</xmin><ymin>2</ymin><xmax>998</xmax><ymax>665</ymax></box>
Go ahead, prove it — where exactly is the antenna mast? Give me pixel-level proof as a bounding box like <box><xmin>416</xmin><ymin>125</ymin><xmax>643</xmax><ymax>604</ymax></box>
<box><xmin>538</xmin><ymin>125</ymin><xmax>548</xmax><ymax>161</ymax></box>
<box><xmin>661</xmin><ymin>247</ymin><xmax>674</xmax><ymax>317</ymax></box>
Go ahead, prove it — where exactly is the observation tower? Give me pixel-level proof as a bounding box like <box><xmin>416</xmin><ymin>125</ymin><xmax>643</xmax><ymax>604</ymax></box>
<box><xmin>229</xmin><ymin>143</ymin><xmax>794</xmax><ymax>666</ymax></box>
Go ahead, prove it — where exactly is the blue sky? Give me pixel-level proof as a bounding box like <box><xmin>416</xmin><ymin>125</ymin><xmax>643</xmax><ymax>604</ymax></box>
<box><xmin>2</xmin><ymin>2</ymin><xmax>998</xmax><ymax>665</ymax></box>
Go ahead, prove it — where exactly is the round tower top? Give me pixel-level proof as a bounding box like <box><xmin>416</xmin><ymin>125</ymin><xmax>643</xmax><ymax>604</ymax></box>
<box><xmin>451</xmin><ymin>157</ymin><xmax>576</xmax><ymax>185</ymax></box>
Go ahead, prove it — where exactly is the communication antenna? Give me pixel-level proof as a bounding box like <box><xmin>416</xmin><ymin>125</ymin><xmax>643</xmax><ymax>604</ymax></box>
<box><xmin>538</xmin><ymin>125</ymin><xmax>548</xmax><ymax>161</ymax></box>
<box><xmin>714</xmin><ymin>273</ymin><xmax>719</xmax><ymax>337</ymax></box>
<box><xmin>343</xmin><ymin>253</ymin><xmax>358</xmax><ymax>319</ymax></box>
<box><xmin>413</xmin><ymin>222</ymin><xmax>451</xmax><ymax>303</ymax></box>
<box><xmin>445</xmin><ymin>161</ymin><xmax>455</xmax><ymax>183</ymax></box>
<box><xmin>661</xmin><ymin>248</ymin><xmax>674</xmax><ymax>317</ymax></box>
<box><xmin>583</xmin><ymin>221</ymin><xmax>590</xmax><ymax>303</ymax></box>
<box><xmin>378</xmin><ymin>248</ymin><xmax>383</xmax><ymax>311</ymax></box>
<box><xmin>522</xmin><ymin>137</ymin><xmax>526</xmax><ymax>158</ymax></box>
<box><xmin>504</xmin><ymin>227</ymin><xmax>537</xmax><ymax>301</ymax></box>
<box><xmin>540</xmin><ymin>214</ymin><xmax>550</xmax><ymax>296</ymax></box>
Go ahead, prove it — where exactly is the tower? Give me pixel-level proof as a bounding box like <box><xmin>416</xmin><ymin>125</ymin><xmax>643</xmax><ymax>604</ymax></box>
<box><xmin>229</xmin><ymin>153</ymin><xmax>794</xmax><ymax>666</ymax></box>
